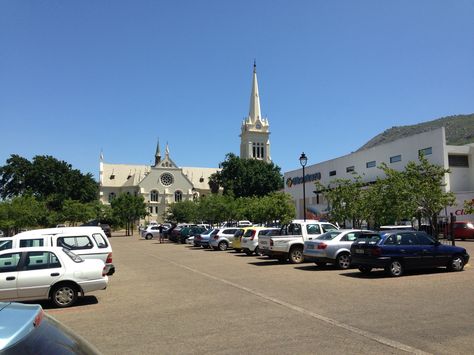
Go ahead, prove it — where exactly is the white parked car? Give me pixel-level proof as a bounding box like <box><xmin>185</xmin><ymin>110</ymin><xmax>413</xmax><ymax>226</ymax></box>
<box><xmin>209</xmin><ymin>228</ymin><xmax>241</xmax><ymax>251</ymax></box>
<box><xmin>241</xmin><ymin>227</ymin><xmax>280</xmax><ymax>255</ymax></box>
<box><xmin>0</xmin><ymin>227</ymin><xmax>115</xmax><ymax>276</ymax></box>
<box><xmin>0</xmin><ymin>247</ymin><xmax>108</xmax><ymax>308</ymax></box>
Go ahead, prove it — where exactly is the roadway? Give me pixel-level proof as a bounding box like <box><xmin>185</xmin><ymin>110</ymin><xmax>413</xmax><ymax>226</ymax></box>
<box><xmin>47</xmin><ymin>234</ymin><xmax>474</xmax><ymax>354</ymax></box>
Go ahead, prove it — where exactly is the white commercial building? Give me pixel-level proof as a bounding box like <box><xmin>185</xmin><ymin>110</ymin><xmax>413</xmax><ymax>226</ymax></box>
<box><xmin>284</xmin><ymin>127</ymin><xmax>474</xmax><ymax>222</ymax></box>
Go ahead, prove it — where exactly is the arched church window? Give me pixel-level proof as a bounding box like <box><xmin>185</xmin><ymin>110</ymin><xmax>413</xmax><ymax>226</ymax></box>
<box><xmin>150</xmin><ymin>190</ymin><xmax>159</xmax><ymax>202</ymax></box>
<box><xmin>175</xmin><ymin>190</ymin><xmax>183</xmax><ymax>202</ymax></box>
<box><xmin>108</xmin><ymin>192</ymin><xmax>116</xmax><ymax>203</ymax></box>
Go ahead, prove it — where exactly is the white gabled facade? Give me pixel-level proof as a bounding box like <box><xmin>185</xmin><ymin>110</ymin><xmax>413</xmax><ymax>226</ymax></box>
<box><xmin>99</xmin><ymin>142</ymin><xmax>220</xmax><ymax>223</ymax></box>
<box><xmin>284</xmin><ymin>127</ymin><xmax>474</xmax><ymax>222</ymax></box>
<box><xmin>240</xmin><ymin>63</ymin><xmax>271</xmax><ymax>162</ymax></box>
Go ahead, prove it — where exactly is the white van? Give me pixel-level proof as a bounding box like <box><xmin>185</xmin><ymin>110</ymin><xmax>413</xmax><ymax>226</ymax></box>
<box><xmin>0</xmin><ymin>227</ymin><xmax>115</xmax><ymax>275</ymax></box>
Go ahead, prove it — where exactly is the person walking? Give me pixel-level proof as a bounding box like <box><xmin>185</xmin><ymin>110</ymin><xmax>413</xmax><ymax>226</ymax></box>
<box><xmin>158</xmin><ymin>224</ymin><xmax>164</xmax><ymax>243</ymax></box>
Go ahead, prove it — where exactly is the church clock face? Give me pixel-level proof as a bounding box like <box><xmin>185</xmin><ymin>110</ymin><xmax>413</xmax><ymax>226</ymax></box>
<box><xmin>256</xmin><ymin>122</ymin><xmax>261</xmax><ymax>129</ymax></box>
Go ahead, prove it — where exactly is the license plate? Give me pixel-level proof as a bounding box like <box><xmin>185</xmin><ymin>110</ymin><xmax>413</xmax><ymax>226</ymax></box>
<box><xmin>307</xmin><ymin>245</ymin><xmax>314</xmax><ymax>249</ymax></box>
<box><xmin>355</xmin><ymin>249</ymin><xmax>364</xmax><ymax>254</ymax></box>
<box><xmin>261</xmin><ymin>241</ymin><xmax>267</xmax><ymax>245</ymax></box>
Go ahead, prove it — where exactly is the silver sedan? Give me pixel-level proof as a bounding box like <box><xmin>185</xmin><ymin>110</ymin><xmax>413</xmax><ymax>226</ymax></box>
<box><xmin>303</xmin><ymin>229</ymin><xmax>376</xmax><ymax>269</ymax></box>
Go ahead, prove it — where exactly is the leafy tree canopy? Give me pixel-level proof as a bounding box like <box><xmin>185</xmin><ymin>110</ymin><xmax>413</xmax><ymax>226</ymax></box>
<box><xmin>0</xmin><ymin>154</ymin><xmax>98</xmax><ymax>209</ymax></box>
<box><xmin>209</xmin><ymin>153</ymin><xmax>283</xmax><ymax>198</ymax></box>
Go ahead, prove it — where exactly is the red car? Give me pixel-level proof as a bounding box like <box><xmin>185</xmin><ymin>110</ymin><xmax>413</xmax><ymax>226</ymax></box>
<box><xmin>453</xmin><ymin>221</ymin><xmax>474</xmax><ymax>240</ymax></box>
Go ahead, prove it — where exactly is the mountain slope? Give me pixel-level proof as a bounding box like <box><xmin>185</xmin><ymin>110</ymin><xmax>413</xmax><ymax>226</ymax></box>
<box><xmin>357</xmin><ymin>113</ymin><xmax>474</xmax><ymax>151</ymax></box>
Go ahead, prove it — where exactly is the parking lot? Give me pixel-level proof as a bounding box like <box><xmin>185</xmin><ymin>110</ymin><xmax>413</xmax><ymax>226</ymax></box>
<box><xmin>47</xmin><ymin>234</ymin><xmax>474</xmax><ymax>354</ymax></box>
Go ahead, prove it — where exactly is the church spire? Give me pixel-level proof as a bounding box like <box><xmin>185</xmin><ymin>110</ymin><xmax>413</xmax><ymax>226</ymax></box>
<box><xmin>248</xmin><ymin>61</ymin><xmax>261</xmax><ymax>123</ymax></box>
<box><xmin>154</xmin><ymin>139</ymin><xmax>161</xmax><ymax>166</ymax></box>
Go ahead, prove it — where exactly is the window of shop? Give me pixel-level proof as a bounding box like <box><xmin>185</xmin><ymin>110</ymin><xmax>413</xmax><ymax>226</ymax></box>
<box><xmin>449</xmin><ymin>154</ymin><xmax>469</xmax><ymax>167</ymax></box>
<box><xmin>390</xmin><ymin>155</ymin><xmax>402</xmax><ymax>163</ymax></box>
<box><xmin>366</xmin><ymin>161</ymin><xmax>376</xmax><ymax>168</ymax></box>
<box><xmin>418</xmin><ymin>147</ymin><xmax>432</xmax><ymax>156</ymax></box>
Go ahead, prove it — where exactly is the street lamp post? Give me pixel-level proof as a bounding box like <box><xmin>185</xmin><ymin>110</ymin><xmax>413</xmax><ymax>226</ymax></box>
<box><xmin>299</xmin><ymin>152</ymin><xmax>308</xmax><ymax>222</ymax></box>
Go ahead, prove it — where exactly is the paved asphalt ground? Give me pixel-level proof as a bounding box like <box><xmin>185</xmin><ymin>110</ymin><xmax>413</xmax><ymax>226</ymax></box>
<box><xmin>45</xmin><ymin>234</ymin><xmax>474</xmax><ymax>355</ymax></box>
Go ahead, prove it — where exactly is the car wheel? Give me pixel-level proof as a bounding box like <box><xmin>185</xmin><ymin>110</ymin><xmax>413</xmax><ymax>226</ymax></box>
<box><xmin>145</xmin><ymin>233</ymin><xmax>153</xmax><ymax>240</ymax></box>
<box><xmin>447</xmin><ymin>255</ymin><xmax>465</xmax><ymax>272</ymax></box>
<box><xmin>336</xmin><ymin>253</ymin><xmax>351</xmax><ymax>270</ymax></box>
<box><xmin>51</xmin><ymin>284</ymin><xmax>78</xmax><ymax>308</ymax></box>
<box><xmin>218</xmin><ymin>241</ymin><xmax>228</xmax><ymax>251</ymax></box>
<box><xmin>358</xmin><ymin>266</ymin><xmax>372</xmax><ymax>274</ymax></box>
<box><xmin>244</xmin><ymin>249</ymin><xmax>253</xmax><ymax>256</ymax></box>
<box><xmin>254</xmin><ymin>246</ymin><xmax>261</xmax><ymax>256</ymax></box>
<box><xmin>315</xmin><ymin>262</ymin><xmax>326</xmax><ymax>267</ymax></box>
<box><xmin>289</xmin><ymin>246</ymin><xmax>304</xmax><ymax>264</ymax></box>
<box><xmin>386</xmin><ymin>260</ymin><xmax>403</xmax><ymax>277</ymax></box>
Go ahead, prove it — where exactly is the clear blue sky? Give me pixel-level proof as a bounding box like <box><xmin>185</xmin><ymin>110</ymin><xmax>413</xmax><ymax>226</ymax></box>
<box><xmin>1</xmin><ymin>0</ymin><xmax>473</xmax><ymax>179</ymax></box>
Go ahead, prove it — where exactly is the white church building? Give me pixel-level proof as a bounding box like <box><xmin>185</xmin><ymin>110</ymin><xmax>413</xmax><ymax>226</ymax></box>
<box><xmin>99</xmin><ymin>63</ymin><xmax>271</xmax><ymax>222</ymax></box>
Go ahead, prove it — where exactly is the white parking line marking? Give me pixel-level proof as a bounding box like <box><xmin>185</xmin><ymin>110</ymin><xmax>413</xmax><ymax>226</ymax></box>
<box><xmin>151</xmin><ymin>252</ymin><xmax>432</xmax><ymax>355</ymax></box>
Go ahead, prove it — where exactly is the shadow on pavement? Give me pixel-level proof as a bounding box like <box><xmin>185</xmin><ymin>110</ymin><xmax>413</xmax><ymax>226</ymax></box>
<box><xmin>341</xmin><ymin>267</ymin><xmax>449</xmax><ymax>279</ymax></box>
<box><xmin>24</xmin><ymin>296</ymin><xmax>99</xmax><ymax>310</ymax></box>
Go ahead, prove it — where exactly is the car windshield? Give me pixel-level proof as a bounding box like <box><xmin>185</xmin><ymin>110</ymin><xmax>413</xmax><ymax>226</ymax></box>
<box><xmin>316</xmin><ymin>231</ymin><xmax>342</xmax><ymax>240</ymax></box>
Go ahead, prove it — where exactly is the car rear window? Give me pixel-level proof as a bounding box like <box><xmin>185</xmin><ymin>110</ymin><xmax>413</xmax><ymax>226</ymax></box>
<box><xmin>321</xmin><ymin>224</ymin><xmax>338</xmax><ymax>232</ymax></box>
<box><xmin>243</xmin><ymin>230</ymin><xmax>255</xmax><ymax>237</ymax></box>
<box><xmin>355</xmin><ymin>234</ymin><xmax>381</xmax><ymax>245</ymax></box>
<box><xmin>57</xmin><ymin>236</ymin><xmax>93</xmax><ymax>250</ymax></box>
<box><xmin>224</xmin><ymin>229</ymin><xmax>238</xmax><ymax>234</ymax></box>
<box><xmin>92</xmin><ymin>233</ymin><xmax>108</xmax><ymax>248</ymax></box>
<box><xmin>317</xmin><ymin>231</ymin><xmax>342</xmax><ymax>240</ymax></box>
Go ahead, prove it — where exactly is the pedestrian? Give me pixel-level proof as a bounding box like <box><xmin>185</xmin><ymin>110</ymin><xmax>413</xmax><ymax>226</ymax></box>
<box><xmin>158</xmin><ymin>224</ymin><xmax>164</xmax><ymax>243</ymax></box>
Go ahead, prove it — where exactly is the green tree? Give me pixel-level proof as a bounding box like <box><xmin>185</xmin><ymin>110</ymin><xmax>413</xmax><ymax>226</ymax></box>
<box><xmin>464</xmin><ymin>199</ymin><xmax>474</xmax><ymax>214</ymax></box>
<box><xmin>260</xmin><ymin>192</ymin><xmax>295</xmax><ymax>225</ymax></box>
<box><xmin>209</xmin><ymin>153</ymin><xmax>283</xmax><ymax>197</ymax></box>
<box><xmin>0</xmin><ymin>154</ymin><xmax>98</xmax><ymax>210</ymax></box>
<box><xmin>404</xmin><ymin>155</ymin><xmax>455</xmax><ymax>231</ymax></box>
<box><xmin>167</xmin><ymin>200</ymin><xmax>198</xmax><ymax>223</ymax></box>
<box><xmin>197</xmin><ymin>194</ymin><xmax>233</xmax><ymax>225</ymax></box>
<box><xmin>315</xmin><ymin>155</ymin><xmax>455</xmax><ymax>232</ymax></box>
<box><xmin>0</xmin><ymin>155</ymin><xmax>32</xmax><ymax>198</ymax></box>
<box><xmin>61</xmin><ymin>199</ymin><xmax>96</xmax><ymax>226</ymax></box>
<box><xmin>315</xmin><ymin>176</ymin><xmax>366</xmax><ymax>227</ymax></box>
<box><xmin>1</xmin><ymin>196</ymin><xmax>47</xmax><ymax>234</ymax></box>
<box><xmin>111</xmin><ymin>194</ymin><xmax>147</xmax><ymax>236</ymax></box>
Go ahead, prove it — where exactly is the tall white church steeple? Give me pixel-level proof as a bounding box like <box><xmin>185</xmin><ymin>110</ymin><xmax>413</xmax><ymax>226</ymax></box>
<box><xmin>248</xmin><ymin>61</ymin><xmax>262</xmax><ymax>123</ymax></box>
<box><xmin>240</xmin><ymin>62</ymin><xmax>271</xmax><ymax>162</ymax></box>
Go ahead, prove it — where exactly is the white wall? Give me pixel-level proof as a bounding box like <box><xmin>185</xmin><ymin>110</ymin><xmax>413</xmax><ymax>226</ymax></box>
<box><xmin>283</xmin><ymin>127</ymin><xmax>474</xmax><ymax>219</ymax></box>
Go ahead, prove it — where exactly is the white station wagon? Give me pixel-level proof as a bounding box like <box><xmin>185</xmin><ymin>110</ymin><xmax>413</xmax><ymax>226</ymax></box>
<box><xmin>0</xmin><ymin>247</ymin><xmax>108</xmax><ymax>307</ymax></box>
<box><xmin>0</xmin><ymin>227</ymin><xmax>115</xmax><ymax>276</ymax></box>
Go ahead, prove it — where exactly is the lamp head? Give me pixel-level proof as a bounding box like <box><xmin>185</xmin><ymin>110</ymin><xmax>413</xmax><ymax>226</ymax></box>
<box><xmin>299</xmin><ymin>152</ymin><xmax>308</xmax><ymax>167</ymax></box>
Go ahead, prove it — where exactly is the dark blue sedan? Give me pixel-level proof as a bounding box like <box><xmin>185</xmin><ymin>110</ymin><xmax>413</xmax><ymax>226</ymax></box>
<box><xmin>350</xmin><ymin>230</ymin><xmax>470</xmax><ymax>277</ymax></box>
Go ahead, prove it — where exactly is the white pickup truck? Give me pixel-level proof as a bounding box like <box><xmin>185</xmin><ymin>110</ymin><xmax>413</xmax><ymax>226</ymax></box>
<box><xmin>258</xmin><ymin>220</ymin><xmax>339</xmax><ymax>263</ymax></box>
